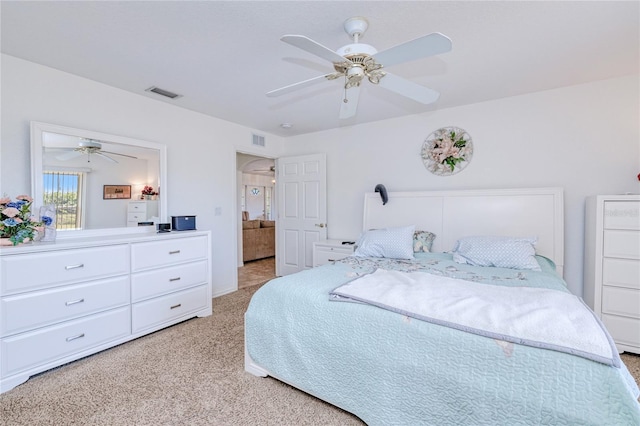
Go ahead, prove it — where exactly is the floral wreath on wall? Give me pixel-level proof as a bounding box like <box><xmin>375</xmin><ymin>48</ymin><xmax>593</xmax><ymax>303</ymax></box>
<box><xmin>421</xmin><ymin>126</ymin><xmax>473</xmax><ymax>176</ymax></box>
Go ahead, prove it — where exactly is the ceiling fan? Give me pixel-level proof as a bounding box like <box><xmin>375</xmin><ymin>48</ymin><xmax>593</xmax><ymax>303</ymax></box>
<box><xmin>251</xmin><ymin>165</ymin><xmax>276</xmax><ymax>175</ymax></box>
<box><xmin>54</xmin><ymin>139</ymin><xmax>138</xmax><ymax>163</ymax></box>
<box><xmin>266</xmin><ymin>16</ymin><xmax>452</xmax><ymax>119</ymax></box>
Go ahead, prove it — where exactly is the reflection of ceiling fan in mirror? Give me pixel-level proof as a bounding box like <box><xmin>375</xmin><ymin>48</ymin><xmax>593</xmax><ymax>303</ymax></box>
<box><xmin>55</xmin><ymin>139</ymin><xmax>138</xmax><ymax>163</ymax></box>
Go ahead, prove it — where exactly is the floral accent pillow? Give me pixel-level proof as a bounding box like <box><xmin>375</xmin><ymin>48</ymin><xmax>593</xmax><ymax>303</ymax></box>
<box><xmin>413</xmin><ymin>230</ymin><xmax>436</xmax><ymax>253</ymax></box>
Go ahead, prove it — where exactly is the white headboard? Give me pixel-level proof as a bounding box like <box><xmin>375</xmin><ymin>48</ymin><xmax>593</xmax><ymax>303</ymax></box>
<box><xmin>363</xmin><ymin>187</ymin><xmax>564</xmax><ymax>276</ymax></box>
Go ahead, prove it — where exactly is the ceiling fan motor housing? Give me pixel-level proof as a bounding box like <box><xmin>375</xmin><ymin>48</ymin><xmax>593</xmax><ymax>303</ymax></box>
<box><xmin>78</xmin><ymin>139</ymin><xmax>102</xmax><ymax>150</ymax></box>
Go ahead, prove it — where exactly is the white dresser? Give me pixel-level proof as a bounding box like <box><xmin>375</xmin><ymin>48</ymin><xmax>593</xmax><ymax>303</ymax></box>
<box><xmin>584</xmin><ymin>195</ymin><xmax>640</xmax><ymax>354</ymax></box>
<box><xmin>127</xmin><ymin>200</ymin><xmax>159</xmax><ymax>227</ymax></box>
<box><xmin>313</xmin><ymin>239</ymin><xmax>355</xmax><ymax>267</ymax></box>
<box><xmin>0</xmin><ymin>230</ymin><xmax>211</xmax><ymax>393</ymax></box>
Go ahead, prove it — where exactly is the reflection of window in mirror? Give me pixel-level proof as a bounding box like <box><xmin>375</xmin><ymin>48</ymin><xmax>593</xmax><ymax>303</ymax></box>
<box><xmin>32</xmin><ymin>121</ymin><xmax>167</xmax><ymax>235</ymax></box>
<box><xmin>43</xmin><ymin>170</ymin><xmax>86</xmax><ymax>230</ymax></box>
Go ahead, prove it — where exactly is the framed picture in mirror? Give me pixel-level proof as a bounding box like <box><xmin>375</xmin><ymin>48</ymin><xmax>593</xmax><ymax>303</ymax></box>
<box><xmin>103</xmin><ymin>185</ymin><xmax>131</xmax><ymax>199</ymax></box>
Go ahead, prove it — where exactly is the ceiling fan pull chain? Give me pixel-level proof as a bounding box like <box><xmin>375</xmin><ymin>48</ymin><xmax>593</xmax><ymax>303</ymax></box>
<box><xmin>343</xmin><ymin>75</ymin><xmax>349</xmax><ymax>103</ymax></box>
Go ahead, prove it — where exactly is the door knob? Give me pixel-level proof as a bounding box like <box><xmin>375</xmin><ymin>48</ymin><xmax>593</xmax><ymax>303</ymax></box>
<box><xmin>315</xmin><ymin>223</ymin><xmax>326</xmax><ymax>228</ymax></box>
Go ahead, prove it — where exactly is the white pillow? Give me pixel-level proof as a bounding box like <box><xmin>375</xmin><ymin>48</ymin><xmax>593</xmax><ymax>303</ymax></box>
<box><xmin>354</xmin><ymin>225</ymin><xmax>415</xmax><ymax>260</ymax></box>
<box><xmin>452</xmin><ymin>236</ymin><xmax>541</xmax><ymax>271</ymax></box>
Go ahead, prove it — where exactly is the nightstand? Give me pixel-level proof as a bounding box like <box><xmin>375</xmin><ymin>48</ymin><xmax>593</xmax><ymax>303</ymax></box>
<box><xmin>313</xmin><ymin>239</ymin><xmax>355</xmax><ymax>267</ymax></box>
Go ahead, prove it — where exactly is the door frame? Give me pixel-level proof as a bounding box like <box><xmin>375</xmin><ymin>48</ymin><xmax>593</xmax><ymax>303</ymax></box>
<box><xmin>235</xmin><ymin>151</ymin><xmax>278</xmax><ymax>274</ymax></box>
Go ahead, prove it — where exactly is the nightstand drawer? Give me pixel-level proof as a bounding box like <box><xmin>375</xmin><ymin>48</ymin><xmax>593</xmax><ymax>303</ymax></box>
<box><xmin>604</xmin><ymin>230</ymin><xmax>640</xmax><ymax>259</ymax></box>
<box><xmin>1</xmin><ymin>245</ymin><xmax>129</xmax><ymax>294</ymax></box>
<box><xmin>602</xmin><ymin>286</ymin><xmax>640</xmax><ymax>319</ymax></box>
<box><xmin>1</xmin><ymin>306</ymin><xmax>130</xmax><ymax>376</ymax></box>
<box><xmin>131</xmin><ymin>236</ymin><xmax>208</xmax><ymax>271</ymax></box>
<box><xmin>131</xmin><ymin>260</ymin><xmax>207</xmax><ymax>302</ymax></box>
<box><xmin>603</xmin><ymin>258</ymin><xmax>640</xmax><ymax>290</ymax></box>
<box><xmin>131</xmin><ymin>285</ymin><xmax>208</xmax><ymax>333</ymax></box>
<box><xmin>313</xmin><ymin>241</ymin><xmax>354</xmax><ymax>267</ymax></box>
<box><xmin>1</xmin><ymin>276</ymin><xmax>130</xmax><ymax>335</ymax></box>
<box><xmin>604</xmin><ymin>201</ymin><xmax>640</xmax><ymax>230</ymax></box>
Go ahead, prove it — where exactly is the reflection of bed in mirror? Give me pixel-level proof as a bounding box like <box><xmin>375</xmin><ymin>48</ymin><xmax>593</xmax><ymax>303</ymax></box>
<box><xmin>245</xmin><ymin>187</ymin><xmax>640</xmax><ymax>425</ymax></box>
<box><xmin>30</xmin><ymin>121</ymin><xmax>167</xmax><ymax>235</ymax></box>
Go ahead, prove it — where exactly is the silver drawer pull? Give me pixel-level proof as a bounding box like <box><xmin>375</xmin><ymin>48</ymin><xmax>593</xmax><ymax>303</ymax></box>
<box><xmin>66</xmin><ymin>333</ymin><xmax>85</xmax><ymax>342</ymax></box>
<box><xmin>169</xmin><ymin>277</ymin><xmax>181</xmax><ymax>282</ymax></box>
<box><xmin>170</xmin><ymin>303</ymin><xmax>182</xmax><ymax>310</ymax></box>
<box><xmin>65</xmin><ymin>298</ymin><xmax>85</xmax><ymax>306</ymax></box>
<box><xmin>169</xmin><ymin>250</ymin><xmax>181</xmax><ymax>255</ymax></box>
<box><xmin>65</xmin><ymin>264</ymin><xmax>85</xmax><ymax>270</ymax></box>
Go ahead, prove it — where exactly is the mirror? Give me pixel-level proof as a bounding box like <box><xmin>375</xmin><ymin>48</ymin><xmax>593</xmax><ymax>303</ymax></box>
<box><xmin>31</xmin><ymin>121</ymin><xmax>167</xmax><ymax>238</ymax></box>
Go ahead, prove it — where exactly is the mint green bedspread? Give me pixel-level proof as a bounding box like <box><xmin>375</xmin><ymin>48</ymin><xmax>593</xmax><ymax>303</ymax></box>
<box><xmin>245</xmin><ymin>253</ymin><xmax>640</xmax><ymax>425</ymax></box>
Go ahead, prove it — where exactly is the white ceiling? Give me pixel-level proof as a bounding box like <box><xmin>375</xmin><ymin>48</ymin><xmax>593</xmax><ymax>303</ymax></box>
<box><xmin>2</xmin><ymin>1</ymin><xmax>638</xmax><ymax>137</ymax></box>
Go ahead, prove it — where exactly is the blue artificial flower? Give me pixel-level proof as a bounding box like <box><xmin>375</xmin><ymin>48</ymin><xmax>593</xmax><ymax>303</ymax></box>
<box><xmin>3</xmin><ymin>218</ymin><xmax>18</xmax><ymax>227</ymax></box>
<box><xmin>6</xmin><ymin>202</ymin><xmax>20</xmax><ymax>209</ymax></box>
<box><xmin>41</xmin><ymin>216</ymin><xmax>53</xmax><ymax>226</ymax></box>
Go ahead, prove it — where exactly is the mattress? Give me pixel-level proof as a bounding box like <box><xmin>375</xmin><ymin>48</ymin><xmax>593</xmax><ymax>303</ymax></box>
<box><xmin>245</xmin><ymin>253</ymin><xmax>640</xmax><ymax>425</ymax></box>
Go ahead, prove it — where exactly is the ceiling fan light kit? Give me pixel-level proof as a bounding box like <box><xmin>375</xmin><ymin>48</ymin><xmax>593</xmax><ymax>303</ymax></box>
<box><xmin>267</xmin><ymin>16</ymin><xmax>452</xmax><ymax>119</ymax></box>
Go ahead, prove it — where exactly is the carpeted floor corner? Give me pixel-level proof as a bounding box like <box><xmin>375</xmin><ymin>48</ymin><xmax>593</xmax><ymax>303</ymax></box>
<box><xmin>0</xmin><ymin>282</ymin><xmax>638</xmax><ymax>425</ymax></box>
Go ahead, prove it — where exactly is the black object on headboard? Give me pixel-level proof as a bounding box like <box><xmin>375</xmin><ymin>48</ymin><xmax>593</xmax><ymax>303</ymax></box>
<box><xmin>374</xmin><ymin>184</ymin><xmax>388</xmax><ymax>205</ymax></box>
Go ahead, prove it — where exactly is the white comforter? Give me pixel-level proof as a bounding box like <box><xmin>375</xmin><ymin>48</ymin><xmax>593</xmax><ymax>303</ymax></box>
<box><xmin>331</xmin><ymin>268</ymin><xmax>620</xmax><ymax>366</ymax></box>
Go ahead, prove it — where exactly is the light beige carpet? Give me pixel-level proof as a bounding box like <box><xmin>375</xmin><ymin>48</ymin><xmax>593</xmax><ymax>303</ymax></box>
<box><xmin>1</xmin><ymin>282</ymin><xmax>638</xmax><ymax>425</ymax></box>
<box><xmin>0</xmin><ymin>283</ymin><xmax>363</xmax><ymax>425</ymax></box>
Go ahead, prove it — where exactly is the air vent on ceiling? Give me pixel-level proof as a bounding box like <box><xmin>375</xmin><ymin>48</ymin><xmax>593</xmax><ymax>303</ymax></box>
<box><xmin>145</xmin><ymin>86</ymin><xmax>182</xmax><ymax>99</ymax></box>
<box><xmin>252</xmin><ymin>134</ymin><xmax>266</xmax><ymax>147</ymax></box>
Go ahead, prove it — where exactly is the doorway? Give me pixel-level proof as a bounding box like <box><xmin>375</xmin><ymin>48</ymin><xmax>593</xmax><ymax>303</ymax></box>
<box><xmin>236</xmin><ymin>153</ymin><xmax>277</xmax><ymax>288</ymax></box>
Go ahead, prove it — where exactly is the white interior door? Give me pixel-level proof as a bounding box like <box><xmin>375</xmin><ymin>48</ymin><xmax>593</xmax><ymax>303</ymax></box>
<box><xmin>276</xmin><ymin>153</ymin><xmax>327</xmax><ymax>276</ymax></box>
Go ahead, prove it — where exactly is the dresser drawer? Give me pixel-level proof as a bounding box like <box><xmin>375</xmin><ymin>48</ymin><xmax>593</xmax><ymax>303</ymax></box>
<box><xmin>127</xmin><ymin>212</ymin><xmax>148</xmax><ymax>223</ymax></box>
<box><xmin>602</xmin><ymin>314</ymin><xmax>640</xmax><ymax>349</ymax></box>
<box><xmin>1</xmin><ymin>276</ymin><xmax>129</xmax><ymax>336</ymax></box>
<box><xmin>131</xmin><ymin>236</ymin><xmax>208</xmax><ymax>271</ymax></box>
<box><xmin>603</xmin><ymin>230</ymin><xmax>640</xmax><ymax>259</ymax></box>
<box><xmin>602</xmin><ymin>286</ymin><xmax>640</xmax><ymax>319</ymax></box>
<box><xmin>128</xmin><ymin>202</ymin><xmax>148</xmax><ymax>214</ymax></box>
<box><xmin>131</xmin><ymin>260</ymin><xmax>207</xmax><ymax>302</ymax></box>
<box><xmin>1</xmin><ymin>306</ymin><xmax>130</xmax><ymax>376</ymax></box>
<box><xmin>604</xmin><ymin>201</ymin><xmax>640</xmax><ymax>230</ymax></box>
<box><xmin>1</xmin><ymin>245</ymin><xmax>129</xmax><ymax>294</ymax></box>
<box><xmin>603</xmin><ymin>258</ymin><xmax>640</xmax><ymax>290</ymax></box>
<box><xmin>131</xmin><ymin>285</ymin><xmax>208</xmax><ymax>333</ymax></box>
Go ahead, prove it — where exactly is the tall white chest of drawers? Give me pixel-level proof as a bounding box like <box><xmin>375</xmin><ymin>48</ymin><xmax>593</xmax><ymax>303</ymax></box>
<box><xmin>0</xmin><ymin>230</ymin><xmax>212</xmax><ymax>393</ymax></box>
<box><xmin>584</xmin><ymin>195</ymin><xmax>640</xmax><ymax>354</ymax></box>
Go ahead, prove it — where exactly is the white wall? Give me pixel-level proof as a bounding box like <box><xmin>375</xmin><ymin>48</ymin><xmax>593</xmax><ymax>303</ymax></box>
<box><xmin>3</xmin><ymin>53</ymin><xmax>638</xmax><ymax>297</ymax></box>
<box><xmin>283</xmin><ymin>75</ymin><xmax>640</xmax><ymax>297</ymax></box>
<box><xmin>1</xmin><ymin>54</ymin><xmax>286</xmax><ymax>297</ymax></box>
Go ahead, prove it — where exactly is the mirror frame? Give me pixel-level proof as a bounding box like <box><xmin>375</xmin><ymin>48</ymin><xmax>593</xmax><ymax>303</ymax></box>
<box><xmin>30</xmin><ymin>121</ymin><xmax>168</xmax><ymax>239</ymax></box>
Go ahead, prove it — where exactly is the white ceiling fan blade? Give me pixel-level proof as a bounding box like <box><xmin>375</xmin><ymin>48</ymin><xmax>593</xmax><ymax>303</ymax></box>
<box><xmin>339</xmin><ymin>85</ymin><xmax>361</xmax><ymax>119</ymax></box>
<box><xmin>266</xmin><ymin>73</ymin><xmax>337</xmax><ymax>97</ymax></box>
<box><xmin>94</xmin><ymin>152</ymin><xmax>118</xmax><ymax>163</ymax></box>
<box><xmin>102</xmin><ymin>150</ymin><xmax>138</xmax><ymax>160</ymax></box>
<box><xmin>55</xmin><ymin>150</ymin><xmax>82</xmax><ymax>161</ymax></box>
<box><xmin>377</xmin><ymin>73</ymin><xmax>440</xmax><ymax>104</ymax></box>
<box><xmin>373</xmin><ymin>33</ymin><xmax>452</xmax><ymax>67</ymax></box>
<box><xmin>281</xmin><ymin>35</ymin><xmax>351</xmax><ymax>64</ymax></box>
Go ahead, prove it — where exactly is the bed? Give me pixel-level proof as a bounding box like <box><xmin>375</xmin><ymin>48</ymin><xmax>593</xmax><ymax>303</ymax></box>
<box><xmin>244</xmin><ymin>187</ymin><xmax>640</xmax><ymax>425</ymax></box>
